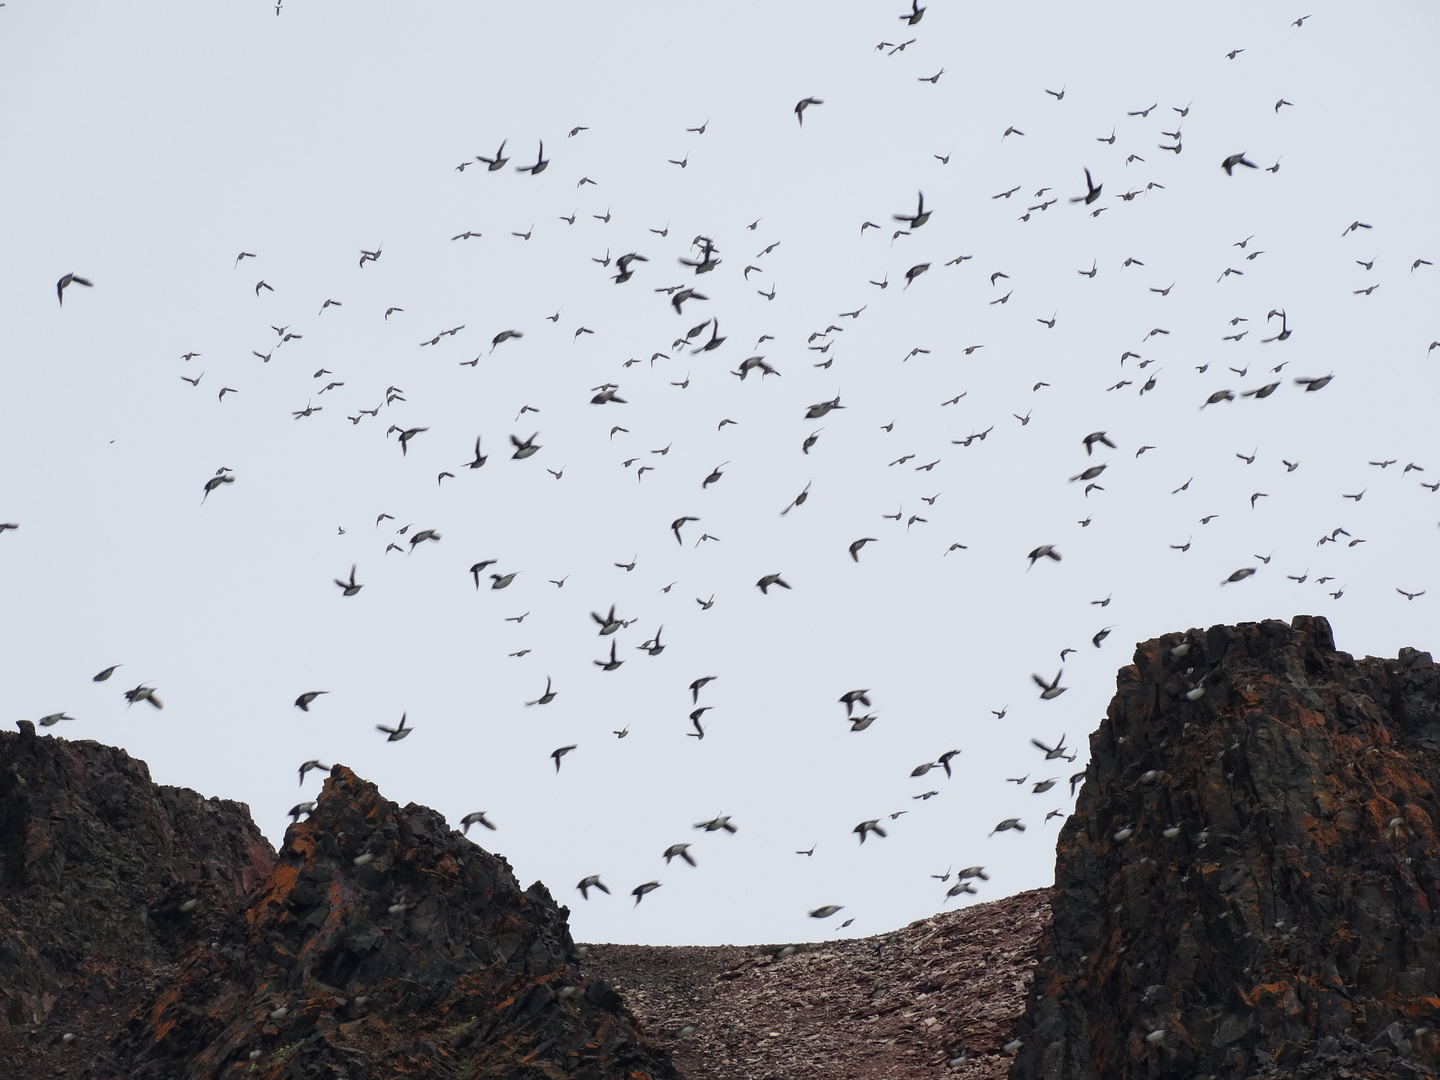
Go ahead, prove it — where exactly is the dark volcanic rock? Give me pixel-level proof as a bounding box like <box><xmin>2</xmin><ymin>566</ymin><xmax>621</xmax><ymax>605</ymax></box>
<box><xmin>0</xmin><ymin>729</ymin><xmax>275</xmax><ymax>1034</ymax></box>
<box><xmin>1010</xmin><ymin>615</ymin><xmax>1440</xmax><ymax>1080</ymax></box>
<box><xmin>0</xmin><ymin>733</ymin><xmax>677</xmax><ymax>1080</ymax></box>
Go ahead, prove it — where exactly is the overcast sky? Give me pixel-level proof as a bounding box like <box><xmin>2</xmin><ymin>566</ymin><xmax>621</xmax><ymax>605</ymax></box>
<box><xmin>3</xmin><ymin>1</ymin><xmax>1437</xmax><ymax>946</ymax></box>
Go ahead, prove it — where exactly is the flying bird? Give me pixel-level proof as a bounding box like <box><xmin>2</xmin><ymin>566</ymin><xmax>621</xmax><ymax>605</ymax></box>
<box><xmin>795</xmin><ymin>97</ymin><xmax>824</xmax><ymax>125</ymax></box>
<box><xmin>377</xmin><ymin>712</ymin><xmax>412</xmax><ymax>741</ymax></box>
<box><xmin>1069</xmin><ymin>168</ymin><xmax>1102</xmax><ymax>204</ymax></box>
<box><xmin>1032</xmin><ymin>670</ymin><xmax>1068</xmax><ymax>700</ymax></box>
<box><xmin>56</xmin><ymin>273</ymin><xmax>94</xmax><ymax>305</ymax></box>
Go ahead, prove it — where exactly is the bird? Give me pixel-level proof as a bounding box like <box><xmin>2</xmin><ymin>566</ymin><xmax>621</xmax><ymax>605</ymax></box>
<box><xmin>1032</xmin><ymin>671</ymin><xmax>1067</xmax><ymax>700</ymax></box>
<box><xmin>461</xmin><ymin>811</ymin><xmax>497</xmax><ymax>834</ymax></box>
<box><xmin>377</xmin><ymin>713</ymin><xmax>412</xmax><ymax>741</ymax></box>
<box><xmin>671</xmin><ymin>516</ymin><xmax>699</xmax><ymax>544</ymax></box>
<box><xmin>334</xmin><ymin>565</ymin><xmax>363</xmax><ymax>596</ymax></box>
<box><xmin>294</xmin><ymin>691</ymin><xmax>328</xmax><ymax>712</ymax></box>
<box><xmin>631</xmin><ymin>881</ymin><xmax>661</xmax><ymax>905</ymax></box>
<box><xmin>854</xmin><ymin>820</ymin><xmax>888</xmax><ymax>843</ymax></box>
<box><xmin>893</xmin><ymin>191</ymin><xmax>931</xmax><ymax>229</ymax></box>
<box><xmin>849</xmin><ymin>538</ymin><xmax>878</xmax><ymax>562</ymax></box>
<box><xmin>1221</xmin><ymin>153</ymin><xmax>1258</xmax><ymax>175</ymax></box>
<box><xmin>56</xmin><ymin>273</ymin><xmax>94</xmax><ymax>305</ymax></box>
<box><xmin>201</xmin><ymin>473</ymin><xmax>235</xmax><ymax>502</ymax></box>
<box><xmin>1083</xmin><ymin>432</ymin><xmax>1117</xmax><ymax>456</ymax></box>
<box><xmin>794</xmin><ymin>97</ymin><xmax>823</xmax><ymax>125</ymax></box>
<box><xmin>1070</xmin><ymin>168</ymin><xmax>1102</xmax><ymax>204</ymax></box>
<box><xmin>298</xmin><ymin>760</ymin><xmax>329</xmax><ymax>786</ymax></box>
<box><xmin>525</xmin><ymin>677</ymin><xmax>557</xmax><ymax>707</ymax></box>
<box><xmin>576</xmin><ymin>875</ymin><xmax>609</xmax><ymax>899</ymax></box>
<box><xmin>1027</xmin><ymin>545</ymin><xmax>1061</xmax><ymax>568</ymax></box>
<box><xmin>475</xmin><ymin>140</ymin><xmax>509</xmax><ymax>170</ymax></box>
<box><xmin>590</xmin><ymin>604</ymin><xmax>625</xmax><ymax>635</ymax></box>
<box><xmin>551</xmin><ymin>745</ymin><xmax>577</xmax><ymax>772</ymax></box>
<box><xmin>515</xmin><ymin>141</ymin><xmax>549</xmax><ymax>174</ymax></box>
<box><xmin>990</xmin><ymin>818</ymin><xmax>1026</xmax><ymax>836</ymax></box>
<box><xmin>693</xmin><ymin>814</ymin><xmax>738</xmax><ymax>833</ymax></box>
<box><xmin>809</xmin><ymin>905</ymin><xmax>843</xmax><ymax>918</ymax></box>
<box><xmin>756</xmin><ymin>573</ymin><xmax>791</xmax><ymax>594</ymax></box>
<box><xmin>663</xmin><ymin>844</ymin><xmax>696</xmax><ymax>867</ymax></box>
<box><xmin>1397</xmin><ymin>589</ymin><xmax>1427</xmax><ymax>601</ymax></box>
<box><xmin>510</xmin><ymin>433</ymin><xmax>541</xmax><ymax>459</ymax></box>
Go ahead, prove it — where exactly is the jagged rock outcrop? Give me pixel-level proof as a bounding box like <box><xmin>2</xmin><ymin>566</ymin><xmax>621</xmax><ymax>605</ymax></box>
<box><xmin>584</xmin><ymin>888</ymin><xmax>1051</xmax><ymax>1079</ymax></box>
<box><xmin>0</xmin><ymin>730</ymin><xmax>677</xmax><ymax>1080</ymax></box>
<box><xmin>1011</xmin><ymin>615</ymin><xmax>1440</xmax><ymax>1080</ymax></box>
<box><xmin>0</xmin><ymin>725</ymin><xmax>275</xmax><ymax>1034</ymax></box>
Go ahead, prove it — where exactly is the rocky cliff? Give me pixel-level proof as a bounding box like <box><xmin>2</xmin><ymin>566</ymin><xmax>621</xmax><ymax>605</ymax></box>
<box><xmin>1011</xmin><ymin>615</ymin><xmax>1440</xmax><ymax>1080</ymax></box>
<box><xmin>0</xmin><ymin>728</ymin><xmax>677</xmax><ymax>1080</ymax></box>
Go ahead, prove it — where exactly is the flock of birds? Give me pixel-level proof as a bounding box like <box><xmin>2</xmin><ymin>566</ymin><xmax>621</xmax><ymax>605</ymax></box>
<box><xmin>16</xmin><ymin>3</ymin><xmax>1437</xmax><ymax>939</ymax></box>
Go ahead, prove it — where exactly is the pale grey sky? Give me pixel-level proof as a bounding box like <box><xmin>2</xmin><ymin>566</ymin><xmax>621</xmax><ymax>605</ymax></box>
<box><xmin>3</xmin><ymin>1</ymin><xmax>1437</xmax><ymax>945</ymax></box>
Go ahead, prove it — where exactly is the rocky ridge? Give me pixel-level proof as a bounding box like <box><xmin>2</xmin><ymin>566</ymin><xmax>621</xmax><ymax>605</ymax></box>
<box><xmin>7</xmin><ymin>615</ymin><xmax>1440</xmax><ymax>1080</ymax></box>
<box><xmin>0</xmin><ymin>729</ymin><xmax>677</xmax><ymax>1080</ymax></box>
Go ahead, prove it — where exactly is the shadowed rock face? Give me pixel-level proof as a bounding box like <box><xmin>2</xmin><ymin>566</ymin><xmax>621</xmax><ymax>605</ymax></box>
<box><xmin>0</xmin><ymin>729</ymin><xmax>276</xmax><ymax>1035</ymax></box>
<box><xmin>0</xmin><ymin>736</ymin><xmax>677</xmax><ymax>1080</ymax></box>
<box><xmin>1010</xmin><ymin>615</ymin><xmax>1440</xmax><ymax>1080</ymax></box>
